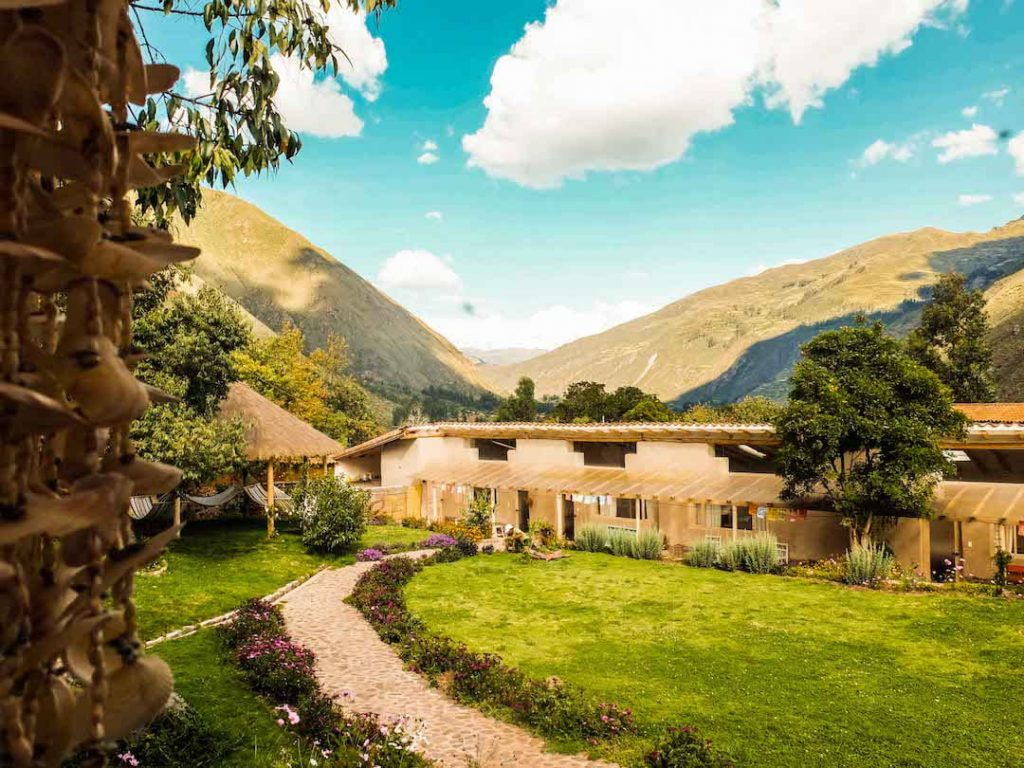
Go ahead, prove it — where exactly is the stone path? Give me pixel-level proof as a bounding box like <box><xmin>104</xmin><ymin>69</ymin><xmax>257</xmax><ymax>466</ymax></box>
<box><xmin>278</xmin><ymin>554</ymin><xmax>616</xmax><ymax>768</ymax></box>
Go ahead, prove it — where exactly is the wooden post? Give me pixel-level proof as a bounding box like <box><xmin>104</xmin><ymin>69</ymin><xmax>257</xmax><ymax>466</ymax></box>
<box><xmin>266</xmin><ymin>461</ymin><xmax>276</xmax><ymax>537</ymax></box>
<box><xmin>431</xmin><ymin>483</ymin><xmax>439</xmax><ymax>524</ymax></box>
<box><xmin>953</xmin><ymin>519</ymin><xmax>962</xmax><ymax>582</ymax></box>
<box><xmin>635</xmin><ymin>497</ymin><xmax>641</xmax><ymax>534</ymax></box>
<box><xmin>731</xmin><ymin>504</ymin><xmax>738</xmax><ymax>540</ymax></box>
<box><xmin>556</xmin><ymin>493</ymin><xmax>564</xmax><ymax>538</ymax></box>
<box><xmin>172</xmin><ymin>495</ymin><xmax>181</xmax><ymax>527</ymax></box>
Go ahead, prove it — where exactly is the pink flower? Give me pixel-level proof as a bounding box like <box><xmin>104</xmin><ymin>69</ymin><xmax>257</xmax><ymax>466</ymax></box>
<box><xmin>118</xmin><ymin>752</ymin><xmax>139</xmax><ymax>768</ymax></box>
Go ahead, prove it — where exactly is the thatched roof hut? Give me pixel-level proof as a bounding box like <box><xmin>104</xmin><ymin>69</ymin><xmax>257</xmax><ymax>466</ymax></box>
<box><xmin>218</xmin><ymin>382</ymin><xmax>343</xmax><ymax>462</ymax></box>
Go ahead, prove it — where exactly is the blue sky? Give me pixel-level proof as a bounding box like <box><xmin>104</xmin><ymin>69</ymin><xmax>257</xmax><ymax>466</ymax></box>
<box><xmin>143</xmin><ymin>0</ymin><xmax>1024</xmax><ymax>351</ymax></box>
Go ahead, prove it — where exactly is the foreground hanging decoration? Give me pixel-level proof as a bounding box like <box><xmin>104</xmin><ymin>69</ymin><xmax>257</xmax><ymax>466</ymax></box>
<box><xmin>0</xmin><ymin>0</ymin><xmax>195</xmax><ymax>764</ymax></box>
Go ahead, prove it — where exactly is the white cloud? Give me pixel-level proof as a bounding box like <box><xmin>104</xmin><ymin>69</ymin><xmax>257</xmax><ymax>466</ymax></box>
<box><xmin>1009</xmin><ymin>132</ymin><xmax>1024</xmax><ymax>174</ymax></box>
<box><xmin>1013</xmin><ymin>192</ymin><xmax>1024</xmax><ymax>205</ymax></box>
<box><xmin>958</xmin><ymin>193</ymin><xmax>992</xmax><ymax>206</ymax></box>
<box><xmin>983</xmin><ymin>87</ymin><xmax>1010</xmax><ymax>105</ymax></box>
<box><xmin>376</xmin><ymin>250</ymin><xmax>462</xmax><ymax>292</ymax></box>
<box><xmin>463</xmin><ymin>0</ymin><xmax>966</xmax><ymax>188</ymax></box>
<box><xmin>417</xmin><ymin>152</ymin><xmax>439</xmax><ymax>165</ymax></box>
<box><xmin>931</xmin><ymin>123</ymin><xmax>999</xmax><ymax>163</ymax></box>
<box><xmin>425</xmin><ymin>211</ymin><xmax>443</xmax><ymax>221</ymax></box>
<box><xmin>420</xmin><ymin>140</ymin><xmax>438</xmax><ymax>152</ymax></box>
<box><xmin>858</xmin><ymin>137</ymin><xmax>917</xmax><ymax>167</ymax></box>
<box><xmin>322</xmin><ymin>5</ymin><xmax>387</xmax><ymax>101</ymax></box>
<box><xmin>961</xmin><ymin>105</ymin><xmax>978</xmax><ymax>118</ymax></box>
<box><xmin>265</xmin><ymin>54</ymin><xmax>363</xmax><ymax>138</ymax></box>
<box><xmin>432</xmin><ymin>300</ymin><xmax>657</xmax><ymax>350</ymax></box>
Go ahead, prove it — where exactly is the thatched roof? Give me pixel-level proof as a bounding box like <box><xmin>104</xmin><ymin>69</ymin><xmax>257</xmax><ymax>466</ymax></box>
<box><xmin>218</xmin><ymin>382</ymin><xmax>343</xmax><ymax>462</ymax></box>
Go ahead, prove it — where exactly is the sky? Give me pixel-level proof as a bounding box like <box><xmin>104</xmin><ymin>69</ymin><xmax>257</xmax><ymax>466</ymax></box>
<box><xmin>143</xmin><ymin>0</ymin><xmax>1024</xmax><ymax>352</ymax></box>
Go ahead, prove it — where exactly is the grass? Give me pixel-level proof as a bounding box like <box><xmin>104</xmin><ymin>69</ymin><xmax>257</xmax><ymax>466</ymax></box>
<box><xmin>135</xmin><ymin>518</ymin><xmax>424</xmax><ymax>638</ymax></box>
<box><xmin>153</xmin><ymin>630</ymin><xmax>298</xmax><ymax>767</ymax></box>
<box><xmin>405</xmin><ymin>552</ymin><xmax>1024</xmax><ymax>768</ymax></box>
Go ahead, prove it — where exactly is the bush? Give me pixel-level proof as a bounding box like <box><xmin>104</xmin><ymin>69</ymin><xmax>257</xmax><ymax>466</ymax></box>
<box><xmin>718</xmin><ymin>540</ymin><xmax>744</xmax><ymax>572</ymax></box>
<box><xmin>574</xmin><ymin>524</ymin><xmax>609</xmax><ymax>553</ymax></box>
<box><xmin>357</xmin><ymin>548</ymin><xmax>385</xmax><ymax>562</ymax></box>
<box><xmin>218</xmin><ymin>598</ymin><xmax>284</xmax><ymax>649</ymax></box>
<box><xmin>994</xmin><ymin>548</ymin><xmax>1013</xmax><ymax>596</ymax></box>
<box><xmin>421</xmin><ymin>533</ymin><xmax>456</xmax><ymax>549</ymax></box>
<box><xmin>528</xmin><ymin>519</ymin><xmax>557</xmax><ymax>547</ymax></box>
<box><xmin>632</xmin><ymin>529</ymin><xmax>664</xmax><ymax>560</ymax></box>
<box><xmin>608</xmin><ymin>530</ymin><xmax>635</xmax><ymax>557</ymax></box>
<box><xmin>464</xmin><ymin>492</ymin><xmax>493</xmax><ymax>536</ymax></box>
<box><xmin>294</xmin><ymin>475</ymin><xmax>369</xmax><ymax>554</ymax></box>
<box><xmin>645</xmin><ymin>725</ymin><xmax>735</xmax><ymax>768</ymax></box>
<box><xmin>687</xmin><ymin>539</ymin><xmax>721</xmax><ymax>568</ymax></box>
<box><xmin>740</xmin><ymin>534</ymin><xmax>780</xmax><ymax>574</ymax></box>
<box><xmin>431</xmin><ymin>519</ymin><xmax>485</xmax><ymax>543</ymax></box>
<box><xmin>843</xmin><ymin>541</ymin><xmax>894</xmax><ymax>587</ymax></box>
<box><xmin>110</xmin><ymin>700</ymin><xmax>230</xmax><ymax>768</ymax></box>
<box><xmin>401</xmin><ymin>516</ymin><xmax>427</xmax><ymax>529</ymax></box>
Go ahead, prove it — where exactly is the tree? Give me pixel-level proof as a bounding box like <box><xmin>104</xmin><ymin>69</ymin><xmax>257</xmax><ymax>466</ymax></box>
<box><xmin>605</xmin><ymin>386</ymin><xmax>646</xmax><ymax>420</ymax></box>
<box><xmin>621</xmin><ymin>396</ymin><xmax>674</xmax><ymax>422</ymax></box>
<box><xmin>726</xmin><ymin>396</ymin><xmax>782</xmax><ymax>424</ymax></box>
<box><xmin>232</xmin><ymin>322</ymin><xmax>384</xmax><ymax>445</ymax></box>
<box><xmin>495</xmin><ymin>377</ymin><xmax>538</xmax><ymax>422</ymax></box>
<box><xmin>131</xmin><ymin>0</ymin><xmax>399</xmax><ymax>225</ymax></box>
<box><xmin>131</xmin><ymin>273</ymin><xmax>252</xmax><ymax>486</ymax></box>
<box><xmin>775</xmin><ymin>322</ymin><xmax>967</xmax><ymax>545</ymax></box>
<box><xmin>552</xmin><ymin>381</ymin><xmax>608</xmax><ymax>423</ymax></box>
<box><xmin>134</xmin><ymin>285</ymin><xmax>251</xmax><ymax>414</ymax></box>
<box><xmin>907</xmin><ymin>271</ymin><xmax>997</xmax><ymax>402</ymax></box>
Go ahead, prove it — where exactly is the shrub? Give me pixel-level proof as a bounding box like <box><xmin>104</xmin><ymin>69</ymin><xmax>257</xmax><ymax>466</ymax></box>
<box><xmin>687</xmin><ymin>539</ymin><xmax>721</xmax><ymax>568</ymax></box>
<box><xmin>645</xmin><ymin>725</ymin><xmax>735</xmax><ymax>768</ymax></box>
<box><xmin>574</xmin><ymin>524</ymin><xmax>609</xmax><ymax>553</ymax></box>
<box><xmin>293</xmin><ymin>475</ymin><xmax>370</xmax><ymax>554</ymax></box>
<box><xmin>357</xmin><ymin>548</ymin><xmax>385</xmax><ymax>562</ymax></box>
<box><xmin>464</xmin><ymin>492</ymin><xmax>493</xmax><ymax>536</ymax></box>
<box><xmin>843</xmin><ymin>541</ymin><xmax>894</xmax><ymax>587</ymax></box>
<box><xmin>111</xmin><ymin>700</ymin><xmax>230</xmax><ymax>768</ymax></box>
<box><xmin>740</xmin><ymin>534</ymin><xmax>780</xmax><ymax>574</ymax></box>
<box><xmin>632</xmin><ymin>529</ymin><xmax>664</xmax><ymax>560</ymax></box>
<box><xmin>401</xmin><ymin>516</ymin><xmax>427</xmax><ymax>529</ymax></box>
<box><xmin>718</xmin><ymin>540</ymin><xmax>744</xmax><ymax>572</ymax></box>
<box><xmin>218</xmin><ymin>598</ymin><xmax>284</xmax><ymax>649</ymax></box>
<box><xmin>994</xmin><ymin>548</ymin><xmax>1013</xmax><ymax>596</ymax></box>
<box><xmin>608</xmin><ymin>530</ymin><xmax>635</xmax><ymax>558</ymax></box>
<box><xmin>421</xmin><ymin>533</ymin><xmax>456</xmax><ymax>549</ymax></box>
<box><xmin>528</xmin><ymin>520</ymin><xmax>557</xmax><ymax>547</ymax></box>
<box><xmin>234</xmin><ymin>633</ymin><xmax>318</xmax><ymax>703</ymax></box>
<box><xmin>432</xmin><ymin>519</ymin><xmax>485</xmax><ymax>543</ymax></box>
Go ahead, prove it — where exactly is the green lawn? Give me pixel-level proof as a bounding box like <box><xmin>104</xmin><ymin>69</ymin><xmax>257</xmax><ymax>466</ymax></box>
<box><xmin>153</xmin><ymin>630</ymin><xmax>298</xmax><ymax>767</ymax></box>
<box><xmin>136</xmin><ymin>519</ymin><xmax>423</xmax><ymax>637</ymax></box>
<box><xmin>405</xmin><ymin>553</ymin><xmax>1024</xmax><ymax>768</ymax></box>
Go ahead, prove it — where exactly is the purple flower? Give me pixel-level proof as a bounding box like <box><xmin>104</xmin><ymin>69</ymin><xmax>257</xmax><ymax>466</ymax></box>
<box><xmin>422</xmin><ymin>533</ymin><xmax>456</xmax><ymax>549</ymax></box>
<box><xmin>357</xmin><ymin>548</ymin><xmax>385</xmax><ymax>562</ymax></box>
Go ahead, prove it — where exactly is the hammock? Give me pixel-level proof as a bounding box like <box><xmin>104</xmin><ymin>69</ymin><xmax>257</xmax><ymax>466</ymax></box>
<box><xmin>244</xmin><ymin>483</ymin><xmax>293</xmax><ymax>511</ymax></box>
<box><xmin>184</xmin><ymin>485</ymin><xmax>242</xmax><ymax>508</ymax></box>
<box><xmin>128</xmin><ymin>494</ymin><xmax>172</xmax><ymax>520</ymax></box>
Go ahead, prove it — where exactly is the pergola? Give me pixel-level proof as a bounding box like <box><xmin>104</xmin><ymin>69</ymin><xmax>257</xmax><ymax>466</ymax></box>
<box><xmin>218</xmin><ymin>382</ymin><xmax>343</xmax><ymax>535</ymax></box>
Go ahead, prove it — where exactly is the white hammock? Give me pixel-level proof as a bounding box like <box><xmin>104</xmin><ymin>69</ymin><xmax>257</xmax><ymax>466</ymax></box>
<box><xmin>244</xmin><ymin>483</ymin><xmax>293</xmax><ymax>511</ymax></box>
<box><xmin>184</xmin><ymin>485</ymin><xmax>242</xmax><ymax>508</ymax></box>
<box><xmin>128</xmin><ymin>494</ymin><xmax>172</xmax><ymax>520</ymax></box>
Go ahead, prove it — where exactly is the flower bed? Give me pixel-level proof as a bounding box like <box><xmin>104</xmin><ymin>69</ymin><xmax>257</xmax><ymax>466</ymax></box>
<box><xmin>218</xmin><ymin>599</ymin><xmax>430</xmax><ymax>767</ymax></box>
<box><xmin>347</xmin><ymin>551</ymin><xmax>637</xmax><ymax>747</ymax></box>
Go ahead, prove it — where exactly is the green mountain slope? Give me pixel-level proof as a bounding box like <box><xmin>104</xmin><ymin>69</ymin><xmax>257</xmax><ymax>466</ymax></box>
<box><xmin>174</xmin><ymin>190</ymin><xmax>490</xmax><ymax>396</ymax></box>
<box><xmin>484</xmin><ymin>220</ymin><xmax>1024</xmax><ymax>404</ymax></box>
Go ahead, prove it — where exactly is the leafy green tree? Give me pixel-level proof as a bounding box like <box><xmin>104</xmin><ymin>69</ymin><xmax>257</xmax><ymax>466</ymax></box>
<box><xmin>233</xmin><ymin>323</ymin><xmax>383</xmax><ymax>445</ymax></box>
<box><xmin>132</xmin><ymin>403</ymin><xmax>247</xmax><ymax>487</ymax></box>
<box><xmin>294</xmin><ymin>474</ymin><xmax>370</xmax><ymax>553</ymax></box>
<box><xmin>907</xmin><ymin>271</ymin><xmax>997</xmax><ymax>402</ymax></box>
<box><xmin>775</xmin><ymin>322</ymin><xmax>967</xmax><ymax>545</ymax></box>
<box><xmin>134</xmin><ymin>285</ymin><xmax>251</xmax><ymax>414</ymax></box>
<box><xmin>495</xmin><ymin>377</ymin><xmax>538</xmax><ymax>422</ymax></box>
<box><xmin>132</xmin><ymin>0</ymin><xmax>399</xmax><ymax>225</ymax></box>
<box><xmin>552</xmin><ymin>381</ymin><xmax>608</xmax><ymax>423</ymax></box>
<box><xmin>622</xmin><ymin>396</ymin><xmax>674</xmax><ymax>422</ymax></box>
<box><xmin>726</xmin><ymin>396</ymin><xmax>782</xmax><ymax>424</ymax></box>
<box><xmin>605</xmin><ymin>386</ymin><xmax>646</xmax><ymax>420</ymax></box>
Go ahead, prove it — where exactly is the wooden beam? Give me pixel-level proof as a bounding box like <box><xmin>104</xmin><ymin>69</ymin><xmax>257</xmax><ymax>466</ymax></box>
<box><xmin>266</xmin><ymin>461</ymin><xmax>276</xmax><ymax>538</ymax></box>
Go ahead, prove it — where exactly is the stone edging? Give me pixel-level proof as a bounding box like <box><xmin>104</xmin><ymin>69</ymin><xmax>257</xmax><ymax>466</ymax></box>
<box><xmin>144</xmin><ymin>565</ymin><xmax>329</xmax><ymax>648</ymax></box>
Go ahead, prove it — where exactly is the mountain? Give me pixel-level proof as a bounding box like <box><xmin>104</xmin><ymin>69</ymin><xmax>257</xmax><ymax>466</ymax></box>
<box><xmin>174</xmin><ymin>190</ymin><xmax>490</xmax><ymax>396</ymax></box>
<box><xmin>484</xmin><ymin>220</ymin><xmax>1024</xmax><ymax>404</ymax></box>
<box><xmin>462</xmin><ymin>347</ymin><xmax>548</xmax><ymax>366</ymax></box>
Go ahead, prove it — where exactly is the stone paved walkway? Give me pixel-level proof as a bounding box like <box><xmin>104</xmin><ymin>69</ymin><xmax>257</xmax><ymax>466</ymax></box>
<box><xmin>277</xmin><ymin>554</ymin><xmax>616</xmax><ymax>768</ymax></box>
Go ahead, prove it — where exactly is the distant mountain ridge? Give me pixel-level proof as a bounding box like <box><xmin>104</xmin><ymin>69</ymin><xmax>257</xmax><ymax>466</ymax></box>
<box><xmin>462</xmin><ymin>347</ymin><xmax>548</xmax><ymax>366</ymax></box>
<box><xmin>175</xmin><ymin>190</ymin><xmax>490</xmax><ymax>396</ymax></box>
<box><xmin>483</xmin><ymin>220</ymin><xmax>1024</xmax><ymax>404</ymax></box>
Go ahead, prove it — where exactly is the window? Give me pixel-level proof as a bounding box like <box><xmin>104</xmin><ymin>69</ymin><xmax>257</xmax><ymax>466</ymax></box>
<box><xmin>572</xmin><ymin>441</ymin><xmax>636</xmax><ymax>468</ymax></box>
<box><xmin>1014</xmin><ymin>523</ymin><xmax>1024</xmax><ymax>555</ymax></box>
<box><xmin>615</xmin><ymin>498</ymin><xmax>636</xmax><ymax>519</ymax></box>
<box><xmin>737</xmin><ymin>505</ymin><xmax>754</xmax><ymax>531</ymax></box>
<box><xmin>474</xmin><ymin>438</ymin><xmax>516</xmax><ymax>461</ymax></box>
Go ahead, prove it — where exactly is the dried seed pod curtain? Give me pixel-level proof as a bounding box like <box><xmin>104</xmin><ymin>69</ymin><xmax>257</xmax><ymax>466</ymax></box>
<box><xmin>0</xmin><ymin>0</ymin><xmax>195</xmax><ymax>764</ymax></box>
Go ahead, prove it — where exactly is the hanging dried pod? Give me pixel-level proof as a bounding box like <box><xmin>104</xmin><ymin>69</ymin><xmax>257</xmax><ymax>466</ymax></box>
<box><xmin>0</xmin><ymin>0</ymin><xmax>194</xmax><ymax>762</ymax></box>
